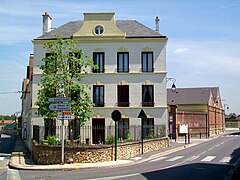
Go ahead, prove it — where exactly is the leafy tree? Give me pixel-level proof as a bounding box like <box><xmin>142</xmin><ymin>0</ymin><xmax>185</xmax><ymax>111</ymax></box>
<box><xmin>36</xmin><ymin>37</ymin><xmax>97</xmax><ymax>126</ymax></box>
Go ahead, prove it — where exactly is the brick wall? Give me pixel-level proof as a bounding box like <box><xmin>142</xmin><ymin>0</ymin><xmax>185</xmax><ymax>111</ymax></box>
<box><xmin>32</xmin><ymin>137</ymin><xmax>169</xmax><ymax>165</ymax></box>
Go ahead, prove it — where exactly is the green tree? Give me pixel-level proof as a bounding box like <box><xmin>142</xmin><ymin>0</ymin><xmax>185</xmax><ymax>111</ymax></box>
<box><xmin>36</xmin><ymin>37</ymin><xmax>97</xmax><ymax>126</ymax></box>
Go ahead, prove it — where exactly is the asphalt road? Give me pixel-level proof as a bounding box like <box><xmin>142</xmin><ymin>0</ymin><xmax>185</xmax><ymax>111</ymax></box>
<box><xmin>17</xmin><ymin>131</ymin><xmax>240</xmax><ymax>180</ymax></box>
<box><xmin>0</xmin><ymin>134</ymin><xmax>17</xmax><ymax>180</ymax></box>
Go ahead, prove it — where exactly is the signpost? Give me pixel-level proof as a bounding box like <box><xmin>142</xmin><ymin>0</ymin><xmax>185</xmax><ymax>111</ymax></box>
<box><xmin>111</xmin><ymin>110</ymin><xmax>121</xmax><ymax>161</ymax></box>
<box><xmin>138</xmin><ymin>109</ymin><xmax>147</xmax><ymax>155</ymax></box>
<box><xmin>48</xmin><ymin>95</ymin><xmax>71</xmax><ymax>164</ymax></box>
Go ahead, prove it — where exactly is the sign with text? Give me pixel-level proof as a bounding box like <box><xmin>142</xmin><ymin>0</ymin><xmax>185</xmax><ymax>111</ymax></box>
<box><xmin>48</xmin><ymin>97</ymin><xmax>71</xmax><ymax>103</ymax></box>
<box><xmin>57</xmin><ymin>115</ymin><xmax>75</xmax><ymax>120</ymax></box>
<box><xmin>49</xmin><ymin>104</ymin><xmax>70</xmax><ymax>111</ymax></box>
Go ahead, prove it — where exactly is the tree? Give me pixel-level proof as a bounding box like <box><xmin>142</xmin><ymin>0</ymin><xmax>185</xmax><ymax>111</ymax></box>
<box><xmin>36</xmin><ymin>37</ymin><xmax>97</xmax><ymax>126</ymax></box>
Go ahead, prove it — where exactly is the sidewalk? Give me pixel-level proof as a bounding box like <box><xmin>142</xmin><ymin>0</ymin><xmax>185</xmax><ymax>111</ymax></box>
<box><xmin>8</xmin><ymin>135</ymin><xmax>209</xmax><ymax>171</ymax></box>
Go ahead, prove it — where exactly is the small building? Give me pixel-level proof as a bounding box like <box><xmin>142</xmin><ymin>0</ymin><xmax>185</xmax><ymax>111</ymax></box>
<box><xmin>225</xmin><ymin>114</ymin><xmax>240</xmax><ymax>130</ymax></box>
<box><xmin>167</xmin><ymin>87</ymin><xmax>224</xmax><ymax>138</ymax></box>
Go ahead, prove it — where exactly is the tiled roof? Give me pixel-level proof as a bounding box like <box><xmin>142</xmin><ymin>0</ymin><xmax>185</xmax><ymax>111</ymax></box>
<box><xmin>167</xmin><ymin>87</ymin><xmax>219</xmax><ymax>105</ymax></box>
<box><xmin>36</xmin><ymin>20</ymin><xmax>165</xmax><ymax>40</ymax></box>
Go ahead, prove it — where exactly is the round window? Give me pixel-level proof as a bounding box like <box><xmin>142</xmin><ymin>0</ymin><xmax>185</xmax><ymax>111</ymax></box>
<box><xmin>95</xmin><ymin>25</ymin><xmax>104</xmax><ymax>35</ymax></box>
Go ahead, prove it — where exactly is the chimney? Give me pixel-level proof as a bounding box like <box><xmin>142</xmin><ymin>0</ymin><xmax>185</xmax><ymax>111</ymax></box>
<box><xmin>42</xmin><ymin>12</ymin><xmax>52</xmax><ymax>34</ymax></box>
<box><xmin>155</xmin><ymin>16</ymin><xmax>160</xmax><ymax>32</ymax></box>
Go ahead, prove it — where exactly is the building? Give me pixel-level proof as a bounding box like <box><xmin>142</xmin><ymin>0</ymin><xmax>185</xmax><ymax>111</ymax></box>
<box><xmin>167</xmin><ymin>87</ymin><xmax>224</xmax><ymax>139</ymax></box>
<box><xmin>22</xmin><ymin>12</ymin><xmax>168</xmax><ymax>149</ymax></box>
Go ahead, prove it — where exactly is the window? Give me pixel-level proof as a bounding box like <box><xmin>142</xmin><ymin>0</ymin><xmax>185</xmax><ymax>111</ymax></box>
<box><xmin>44</xmin><ymin>118</ymin><xmax>56</xmax><ymax>139</ymax></box>
<box><xmin>93</xmin><ymin>52</ymin><xmax>105</xmax><ymax>73</ymax></box>
<box><xmin>93</xmin><ymin>85</ymin><xmax>104</xmax><ymax>107</ymax></box>
<box><xmin>118</xmin><ymin>118</ymin><xmax>129</xmax><ymax>140</ymax></box>
<box><xmin>142</xmin><ymin>52</ymin><xmax>153</xmax><ymax>72</ymax></box>
<box><xmin>117</xmin><ymin>52</ymin><xmax>129</xmax><ymax>72</ymax></box>
<box><xmin>117</xmin><ymin>85</ymin><xmax>129</xmax><ymax>107</ymax></box>
<box><xmin>95</xmin><ymin>25</ymin><xmax>104</xmax><ymax>35</ymax></box>
<box><xmin>143</xmin><ymin>118</ymin><xmax>154</xmax><ymax>139</ymax></box>
<box><xmin>68</xmin><ymin>52</ymin><xmax>81</xmax><ymax>73</ymax></box>
<box><xmin>45</xmin><ymin>53</ymin><xmax>57</xmax><ymax>73</ymax></box>
<box><xmin>142</xmin><ymin>85</ymin><xmax>154</xmax><ymax>107</ymax></box>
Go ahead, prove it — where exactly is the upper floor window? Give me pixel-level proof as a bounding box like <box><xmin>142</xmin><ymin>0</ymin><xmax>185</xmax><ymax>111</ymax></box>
<box><xmin>93</xmin><ymin>85</ymin><xmax>104</xmax><ymax>107</ymax></box>
<box><xmin>93</xmin><ymin>52</ymin><xmax>105</xmax><ymax>73</ymax></box>
<box><xmin>117</xmin><ymin>85</ymin><xmax>129</xmax><ymax>107</ymax></box>
<box><xmin>68</xmin><ymin>52</ymin><xmax>81</xmax><ymax>73</ymax></box>
<box><xmin>142</xmin><ymin>85</ymin><xmax>154</xmax><ymax>107</ymax></box>
<box><xmin>117</xmin><ymin>52</ymin><xmax>129</xmax><ymax>73</ymax></box>
<box><xmin>142</xmin><ymin>52</ymin><xmax>153</xmax><ymax>72</ymax></box>
<box><xmin>95</xmin><ymin>25</ymin><xmax>104</xmax><ymax>35</ymax></box>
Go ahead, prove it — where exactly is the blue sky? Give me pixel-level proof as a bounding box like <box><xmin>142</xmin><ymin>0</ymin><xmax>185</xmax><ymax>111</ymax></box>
<box><xmin>0</xmin><ymin>0</ymin><xmax>240</xmax><ymax>115</ymax></box>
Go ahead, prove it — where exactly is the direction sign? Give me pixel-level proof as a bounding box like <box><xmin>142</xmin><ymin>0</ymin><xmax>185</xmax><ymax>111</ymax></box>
<box><xmin>48</xmin><ymin>97</ymin><xmax>71</xmax><ymax>103</ymax></box>
<box><xmin>57</xmin><ymin>115</ymin><xmax>75</xmax><ymax>120</ymax></box>
<box><xmin>138</xmin><ymin>109</ymin><xmax>147</xmax><ymax>119</ymax></box>
<box><xmin>49</xmin><ymin>104</ymin><xmax>70</xmax><ymax>111</ymax></box>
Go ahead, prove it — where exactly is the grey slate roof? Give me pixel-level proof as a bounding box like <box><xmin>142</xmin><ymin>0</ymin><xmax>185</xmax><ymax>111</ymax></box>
<box><xmin>167</xmin><ymin>87</ymin><xmax>220</xmax><ymax>105</ymax></box>
<box><xmin>36</xmin><ymin>20</ymin><xmax>165</xmax><ymax>40</ymax></box>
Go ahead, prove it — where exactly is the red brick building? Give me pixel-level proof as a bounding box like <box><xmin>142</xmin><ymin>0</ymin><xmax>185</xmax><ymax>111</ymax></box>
<box><xmin>167</xmin><ymin>87</ymin><xmax>224</xmax><ymax>139</ymax></box>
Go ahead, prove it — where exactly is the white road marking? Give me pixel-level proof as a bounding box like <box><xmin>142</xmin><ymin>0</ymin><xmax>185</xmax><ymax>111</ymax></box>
<box><xmin>219</xmin><ymin>156</ymin><xmax>231</xmax><ymax>163</ymax></box>
<box><xmin>208</xmin><ymin>147</ymin><xmax>214</xmax><ymax>151</ymax></box>
<box><xmin>7</xmin><ymin>169</ymin><xmax>21</xmax><ymax>180</ymax></box>
<box><xmin>130</xmin><ymin>157</ymin><xmax>142</xmax><ymax>161</ymax></box>
<box><xmin>0</xmin><ymin>157</ymin><xmax>4</xmax><ymax>160</ymax></box>
<box><xmin>198</xmin><ymin>151</ymin><xmax>207</xmax><ymax>156</ymax></box>
<box><xmin>186</xmin><ymin>156</ymin><xmax>199</xmax><ymax>161</ymax></box>
<box><xmin>166</xmin><ymin>156</ymin><xmax>184</xmax><ymax>162</ymax></box>
<box><xmin>201</xmin><ymin>156</ymin><xmax>216</xmax><ymax>162</ymax></box>
<box><xmin>149</xmin><ymin>156</ymin><xmax>168</xmax><ymax>162</ymax></box>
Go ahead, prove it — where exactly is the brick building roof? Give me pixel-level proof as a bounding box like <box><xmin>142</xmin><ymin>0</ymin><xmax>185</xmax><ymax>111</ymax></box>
<box><xmin>167</xmin><ymin>87</ymin><xmax>220</xmax><ymax>105</ymax></box>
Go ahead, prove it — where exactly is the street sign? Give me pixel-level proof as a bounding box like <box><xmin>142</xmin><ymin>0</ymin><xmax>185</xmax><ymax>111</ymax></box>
<box><xmin>48</xmin><ymin>97</ymin><xmax>71</xmax><ymax>102</ymax></box>
<box><xmin>49</xmin><ymin>104</ymin><xmax>70</xmax><ymax>111</ymax></box>
<box><xmin>111</xmin><ymin>110</ymin><xmax>121</xmax><ymax>121</ymax></box>
<box><xmin>57</xmin><ymin>115</ymin><xmax>75</xmax><ymax>120</ymax></box>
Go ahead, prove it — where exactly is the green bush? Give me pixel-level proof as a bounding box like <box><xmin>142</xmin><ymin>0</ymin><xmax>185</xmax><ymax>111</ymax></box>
<box><xmin>126</xmin><ymin>129</ymin><xmax>131</xmax><ymax>141</ymax></box>
<box><xmin>108</xmin><ymin>135</ymin><xmax>115</xmax><ymax>144</ymax></box>
<box><xmin>47</xmin><ymin>135</ymin><xmax>58</xmax><ymax>145</ymax></box>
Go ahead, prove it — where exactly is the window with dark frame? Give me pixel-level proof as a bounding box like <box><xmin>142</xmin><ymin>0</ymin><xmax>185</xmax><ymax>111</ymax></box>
<box><xmin>117</xmin><ymin>52</ymin><xmax>129</xmax><ymax>72</ymax></box>
<box><xmin>93</xmin><ymin>52</ymin><xmax>105</xmax><ymax>73</ymax></box>
<box><xmin>142</xmin><ymin>85</ymin><xmax>154</xmax><ymax>107</ymax></box>
<box><xmin>142</xmin><ymin>52</ymin><xmax>153</xmax><ymax>72</ymax></box>
<box><xmin>117</xmin><ymin>85</ymin><xmax>129</xmax><ymax>107</ymax></box>
<box><xmin>143</xmin><ymin>118</ymin><xmax>154</xmax><ymax>139</ymax></box>
<box><xmin>93</xmin><ymin>85</ymin><xmax>104</xmax><ymax>107</ymax></box>
<box><xmin>68</xmin><ymin>52</ymin><xmax>81</xmax><ymax>73</ymax></box>
<box><xmin>118</xmin><ymin>118</ymin><xmax>129</xmax><ymax>140</ymax></box>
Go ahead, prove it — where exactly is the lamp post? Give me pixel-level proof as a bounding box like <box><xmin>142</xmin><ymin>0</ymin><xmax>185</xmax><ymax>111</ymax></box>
<box><xmin>167</xmin><ymin>78</ymin><xmax>176</xmax><ymax>92</ymax></box>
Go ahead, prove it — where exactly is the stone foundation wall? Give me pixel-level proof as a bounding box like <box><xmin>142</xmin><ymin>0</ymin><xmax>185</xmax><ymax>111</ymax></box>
<box><xmin>32</xmin><ymin>137</ymin><xmax>169</xmax><ymax>165</ymax></box>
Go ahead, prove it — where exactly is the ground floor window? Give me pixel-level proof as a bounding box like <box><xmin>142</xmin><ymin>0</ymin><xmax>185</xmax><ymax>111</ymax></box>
<box><xmin>44</xmin><ymin>118</ymin><xmax>56</xmax><ymax>139</ymax></box>
<box><xmin>92</xmin><ymin>118</ymin><xmax>105</xmax><ymax>144</ymax></box>
<box><xmin>118</xmin><ymin>118</ymin><xmax>130</xmax><ymax>140</ymax></box>
<box><xmin>143</xmin><ymin>118</ymin><xmax>154</xmax><ymax>139</ymax></box>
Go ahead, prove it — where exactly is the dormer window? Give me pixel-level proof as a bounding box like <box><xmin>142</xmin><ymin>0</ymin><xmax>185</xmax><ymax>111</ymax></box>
<box><xmin>95</xmin><ymin>25</ymin><xmax>104</xmax><ymax>35</ymax></box>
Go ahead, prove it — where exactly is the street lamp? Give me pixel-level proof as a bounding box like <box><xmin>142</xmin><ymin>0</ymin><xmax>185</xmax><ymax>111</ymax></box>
<box><xmin>167</xmin><ymin>78</ymin><xmax>176</xmax><ymax>92</ymax></box>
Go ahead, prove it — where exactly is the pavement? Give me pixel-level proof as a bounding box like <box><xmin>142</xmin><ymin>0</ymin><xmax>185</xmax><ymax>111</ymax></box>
<box><xmin>8</xmin><ymin>133</ymin><xmax>240</xmax><ymax>179</ymax></box>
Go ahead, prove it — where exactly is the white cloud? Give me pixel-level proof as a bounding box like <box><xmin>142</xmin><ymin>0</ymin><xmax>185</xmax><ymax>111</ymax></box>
<box><xmin>173</xmin><ymin>48</ymin><xmax>189</xmax><ymax>54</ymax></box>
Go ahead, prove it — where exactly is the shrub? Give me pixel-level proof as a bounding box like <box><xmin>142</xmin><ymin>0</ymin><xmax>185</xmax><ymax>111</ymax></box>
<box><xmin>47</xmin><ymin>135</ymin><xmax>58</xmax><ymax>145</ymax></box>
<box><xmin>108</xmin><ymin>135</ymin><xmax>115</xmax><ymax>144</ymax></box>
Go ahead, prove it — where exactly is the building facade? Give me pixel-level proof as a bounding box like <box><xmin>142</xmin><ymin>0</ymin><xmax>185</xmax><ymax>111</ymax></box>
<box><xmin>22</xmin><ymin>12</ymin><xmax>168</xmax><ymax>149</ymax></box>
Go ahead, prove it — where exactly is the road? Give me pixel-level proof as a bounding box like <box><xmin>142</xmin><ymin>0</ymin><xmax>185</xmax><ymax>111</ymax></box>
<box><xmin>9</xmin><ymin>131</ymin><xmax>240</xmax><ymax>179</ymax></box>
<box><xmin>0</xmin><ymin>134</ymin><xmax>17</xmax><ymax>180</ymax></box>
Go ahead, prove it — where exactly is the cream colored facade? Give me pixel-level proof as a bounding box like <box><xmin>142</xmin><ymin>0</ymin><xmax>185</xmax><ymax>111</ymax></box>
<box><xmin>27</xmin><ymin>12</ymin><xmax>168</xmax><ymax>147</ymax></box>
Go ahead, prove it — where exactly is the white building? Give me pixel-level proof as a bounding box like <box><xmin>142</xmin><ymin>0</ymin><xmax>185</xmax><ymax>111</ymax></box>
<box><xmin>23</xmin><ymin>12</ymin><xmax>168</xmax><ymax>148</ymax></box>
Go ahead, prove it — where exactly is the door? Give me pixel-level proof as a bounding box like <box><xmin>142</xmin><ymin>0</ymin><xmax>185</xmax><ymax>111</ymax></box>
<box><xmin>92</xmin><ymin>118</ymin><xmax>105</xmax><ymax>144</ymax></box>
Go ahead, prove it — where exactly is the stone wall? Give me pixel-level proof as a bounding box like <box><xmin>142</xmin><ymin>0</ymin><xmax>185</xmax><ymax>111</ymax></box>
<box><xmin>32</xmin><ymin>137</ymin><xmax>169</xmax><ymax>165</ymax></box>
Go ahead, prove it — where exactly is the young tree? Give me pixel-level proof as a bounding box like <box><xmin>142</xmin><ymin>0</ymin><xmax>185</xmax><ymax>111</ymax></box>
<box><xmin>36</xmin><ymin>37</ymin><xmax>97</xmax><ymax>126</ymax></box>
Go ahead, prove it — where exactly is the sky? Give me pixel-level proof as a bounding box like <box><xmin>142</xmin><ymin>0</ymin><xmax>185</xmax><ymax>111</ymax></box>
<box><xmin>0</xmin><ymin>0</ymin><xmax>240</xmax><ymax>115</ymax></box>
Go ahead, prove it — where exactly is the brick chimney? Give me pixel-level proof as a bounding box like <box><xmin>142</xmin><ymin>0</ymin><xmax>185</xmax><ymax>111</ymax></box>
<box><xmin>155</xmin><ymin>16</ymin><xmax>160</xmax><ymax>32</ymax></box>
<box><xmin>42</xmin><ymin>12</ymin><xmax>52</xmax><ymax>34</ymax></box>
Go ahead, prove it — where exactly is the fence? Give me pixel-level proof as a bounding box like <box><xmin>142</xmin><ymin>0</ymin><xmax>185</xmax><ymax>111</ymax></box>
<box><xmin>37</xmin><ymin>125</ymin><xmax>166</xmax><ymax>145</ymax></box>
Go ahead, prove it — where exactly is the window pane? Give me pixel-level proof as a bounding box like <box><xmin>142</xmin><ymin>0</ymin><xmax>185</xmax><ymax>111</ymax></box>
<box><xmin>142</xmin><ymin>53</ymin><xmax>147</xmax><ymax>72</ymax></box>
<box><xmin>148</xmin><ymin>53</ymin><xmax>153</xmax><ymax>71</ymax></box>
<box><xmin>123</xmin><ymin>53</ymin><xmax>129</xmax><ymax>72</ymax></box>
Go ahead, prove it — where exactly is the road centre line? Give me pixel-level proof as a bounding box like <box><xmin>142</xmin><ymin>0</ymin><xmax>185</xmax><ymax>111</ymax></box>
<box><xmin>198</xmin><ymin>151</ymin><xmax>207</xmax><ymax>156</ymax></box>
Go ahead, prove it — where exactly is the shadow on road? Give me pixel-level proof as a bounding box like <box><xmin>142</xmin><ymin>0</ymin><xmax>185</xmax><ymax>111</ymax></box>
<box><xmin>141</xmin><ymin>163</ymin><xmax>232</xmax><ymax>180</ymax></box>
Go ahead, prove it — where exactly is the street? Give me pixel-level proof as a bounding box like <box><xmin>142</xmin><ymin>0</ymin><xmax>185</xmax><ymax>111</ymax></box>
<box><xmin>0</xmin><ymin>134</ymin><xmax>16</xmax><ymax>180</ymax></box>
<box><xmin>15</xmin><ymin>131</ymin><xmax>240</xmax><ymax>180</ymax></box>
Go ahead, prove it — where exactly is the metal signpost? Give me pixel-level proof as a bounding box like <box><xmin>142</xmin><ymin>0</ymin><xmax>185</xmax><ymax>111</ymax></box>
<box><xmin>138</xmin><ymin>109</ymin><xmax>147</xmax><ymax>155</ymax></box>
<box><xmin>111</xmin><ymin>110</ymin><xmax>121</xmax><ymax>161</ymax></box>
<box><xmin>48</xmin><ymin>95</ymin><xmax>71</xmax><ymax>164</ymax></box>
